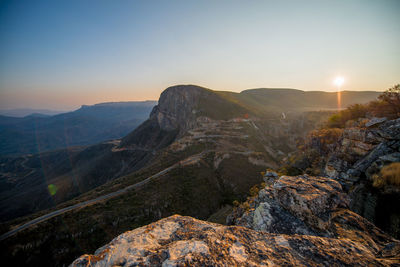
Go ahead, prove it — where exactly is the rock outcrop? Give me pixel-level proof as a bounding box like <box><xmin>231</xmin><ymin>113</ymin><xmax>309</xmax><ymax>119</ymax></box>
<box><xmin>324</xmin><ymin>118</ymin><xmax>400</xmax><ymax>185</ymax></box>
<box><xmin>288</xmin><ymin>117</ymin><xmax>400</xmax><ymax>238</ymax></box>
<box><xmin>322</xmin><ymin>118</ymin><xmax>400</xmax><ymax>237</ymax></box>
<box><xmin>228</xmin><ymin>174</ymin><xmax>400</xmax><ymax>255</ymax></box>
<box><xmin>71</xmin><ymin>215</ymin><xmax>399</xmax><ymax>267</ymax></box>
<box><xmin>71</xmin><ymin>175</ymin><xmax>400</xmax><ymax>266</ymax></box>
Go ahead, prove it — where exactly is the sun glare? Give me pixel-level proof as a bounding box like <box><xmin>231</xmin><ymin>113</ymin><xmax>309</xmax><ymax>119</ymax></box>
<box><xmin>334</xmin><ymin>76</ymin><xmax>345</xmax><ymax>87</ymax></box>
<box><xmin>333</xmin><ymin>76</ymin><xmax>345</xmax><ymax>110</ymax></box>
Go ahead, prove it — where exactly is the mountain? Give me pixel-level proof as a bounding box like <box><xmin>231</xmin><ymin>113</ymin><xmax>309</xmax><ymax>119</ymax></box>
<box><xmin>0</xmin><ymin>101</ymin><xmax>156</xmax><ymax>155</ymax></box>
<box><xmin>237</xmin><ymin>88</ymin><xmax>381</xmax><ymax>112</ymax></box>
<box><xmin>0</xmin><ymin>85</ymin><xmax>385</xmax><ymax>266</ymax></box>
<box><xmin>0</xmin><ymin>108</ymin><xmax>67</xmax><ymax>117</ymax></box>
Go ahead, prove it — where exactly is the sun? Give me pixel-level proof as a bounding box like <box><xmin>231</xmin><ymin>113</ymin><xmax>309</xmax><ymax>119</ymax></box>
<box><xmin>333</xmin><ymin>76</ymin><xmax>345</xmax><ymax>87</ymax></box>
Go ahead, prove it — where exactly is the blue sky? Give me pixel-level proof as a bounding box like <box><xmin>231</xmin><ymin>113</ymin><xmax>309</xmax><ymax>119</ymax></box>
<box><xmin>0</xmin><ymin>0</ymin><xmax>399</xmax><ymax>109</ymax></box>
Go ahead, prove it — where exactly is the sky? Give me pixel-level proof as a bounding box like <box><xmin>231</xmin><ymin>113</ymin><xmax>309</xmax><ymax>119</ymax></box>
<box><xmin>0</xmin><ymin>0</ymin><xmax>399</xmax><ymax>110</ymax></box>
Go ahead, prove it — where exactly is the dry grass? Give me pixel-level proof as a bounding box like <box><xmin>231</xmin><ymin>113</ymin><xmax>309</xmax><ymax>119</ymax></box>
<box><xmin>373</xmin><ymin>163</ymin><xmax>400</xmax><ymax>188</ymax></box>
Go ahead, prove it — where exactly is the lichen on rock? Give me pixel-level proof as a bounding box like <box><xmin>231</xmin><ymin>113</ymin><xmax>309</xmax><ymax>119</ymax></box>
<box><xmin>71</xmin><ymin>174</ymin><xmax>400</xmax><ymax>266</ymax></box>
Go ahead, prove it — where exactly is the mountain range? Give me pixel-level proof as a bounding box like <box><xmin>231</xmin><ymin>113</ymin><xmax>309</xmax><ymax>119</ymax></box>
<box><xmin>0</xmin><ymin>85</ymin><xmax>386</xmax><ymax>266</ymax></box>
<box><xmin>0</xmin><ymin>108</ymin><xmax>67</xmax><ymax>117</ymax></box>
<box><xmin>0</xmin><ymin>101</ymin><xmax>156</xmax><ymax>156</ymax></box>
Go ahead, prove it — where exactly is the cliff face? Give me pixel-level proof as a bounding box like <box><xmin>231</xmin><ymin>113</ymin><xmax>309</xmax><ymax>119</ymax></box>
<box><xmin>287</xmin><ymin>117</ymin><xmax>400</xmax><ymax>238</ymax></box>
<box><xmin>152</xmin><ymin>85</ymin><xmax>209</xmax><ymax>132</ymax></box>
<box><xmin>71</xmin><ymin>174</ymin><xmax>400</xmax><ymax>266</ymax></box>
<box><xmin>120</xmin><ymin>85</ymin><xmax>204</xmax><ymax>150</ymax></box>
<box><xmin>323</xmin><ymin>118</ymin><xmax>400</xmax><ymax>237</ymax></box>
<box><xmin>120</xmin><ymin>85</ymin><xmax>245</xmax><ymax>149</ymax></box>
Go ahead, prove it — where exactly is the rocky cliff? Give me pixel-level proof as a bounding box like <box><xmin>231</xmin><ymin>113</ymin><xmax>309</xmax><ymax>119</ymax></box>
<box><xmin>324</xmin><ymin>117</ymin><xmax>400</xmax><ymax>186</ymax></box>
<box><xmin>287</xmin><ymin>117</ymin><xmax>400</xmax><ymax>238</ymax></box>
<box><xmin>120</xmin><ymin>85</ymin><xmax>249</xmax><ymax>149</ymax></box>
<box><xmin>323</xmin><ymin>118</ymin><xmax>400</xmax><ymax>238</ymax></box>
<box><xmin>71</xmin><ymin>174</ymin><xmax>400</xmax><ymax>266</ymax></box>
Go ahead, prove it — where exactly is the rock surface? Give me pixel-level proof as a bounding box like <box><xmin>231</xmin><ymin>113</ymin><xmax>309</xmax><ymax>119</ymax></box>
<box><xmin>291</xmin><ymin>117</ymin><xmax>400</xmax><ymax>238</ymax></box>
<box><xmin>71</xmin><ymin>215</ymin><xmax>399</xmax><ymax>267</ymax></box>
<box><xmin>322</xmin><ymin>118</ymin><xmax>400</xmax><ymax>237</ymax></box>
<box><xmin>71</xmin><ymin>175</ymin><xmax>400</xmax><ymax>266</ymax></box>
<box><xmin>324</xmin><ymin>118</ymin><xmax>400</xmax><ymax>185</ymax></box>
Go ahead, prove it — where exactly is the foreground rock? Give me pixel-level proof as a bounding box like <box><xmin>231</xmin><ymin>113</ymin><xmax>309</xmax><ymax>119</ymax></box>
<box><xmin>71</xmin><ymin>215</ymin><xmax>399</xmax><ymax>267</ymax></box>
<box><xmin>72</xmin><ymin>175</ymin><xmax>400</xmax><ymax>266</ymax></box>
<box><xmin>228</xmin><ymin>174</ymin><xmax>400</xmax><ymax>263</ymax></box>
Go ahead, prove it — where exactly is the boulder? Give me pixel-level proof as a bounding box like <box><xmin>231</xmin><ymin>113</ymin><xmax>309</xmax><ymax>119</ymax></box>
<box><xmin>228</xmin><ymin>175</ymin><xmax>400</xmax><ymax>259</ymax></box>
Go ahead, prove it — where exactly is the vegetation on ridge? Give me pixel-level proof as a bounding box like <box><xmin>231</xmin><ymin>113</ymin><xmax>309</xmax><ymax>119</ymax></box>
<box><xmin>373</xmin><ymin>162</ymin><xmax>400</xmax><ymax>189</ymax></box>
<box><xmin>327</xmin><ymin>84</ymin><xmax>400</xmax><ymax>128</ymax></box>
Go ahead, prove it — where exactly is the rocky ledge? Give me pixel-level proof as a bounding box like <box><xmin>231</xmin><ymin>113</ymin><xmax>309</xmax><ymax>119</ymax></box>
<box><xmin>71</xmin><ymin>174</ymin><xmax>400</xmax><ymax>266</ymax></box>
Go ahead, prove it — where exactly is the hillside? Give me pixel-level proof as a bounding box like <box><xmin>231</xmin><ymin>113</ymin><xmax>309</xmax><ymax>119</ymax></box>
<box><xmin>0</xmin><ymin>101</ymin><xmax>156</xmax><ymax>155</ymax></box>
<box><xmin>0</xmin><ymin>85</ymin><xmax>386</xmax><ymax>266</ymax></box>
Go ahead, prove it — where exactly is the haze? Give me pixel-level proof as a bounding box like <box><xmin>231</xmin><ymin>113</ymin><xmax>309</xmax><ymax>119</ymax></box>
<box><xmin>0</xmin><ymin>0</ymin><xmax>399</xmax><ymax>110</ymax></box>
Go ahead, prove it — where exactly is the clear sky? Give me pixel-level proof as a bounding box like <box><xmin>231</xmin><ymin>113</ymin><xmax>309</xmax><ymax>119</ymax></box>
<box><xmin>0</xmin><ymin>0</ymin><xmax>399</xmax><ymax>110</ymax></box>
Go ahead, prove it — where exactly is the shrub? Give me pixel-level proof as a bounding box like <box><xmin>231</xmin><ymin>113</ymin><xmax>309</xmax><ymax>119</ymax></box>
<box><xmin>307</xmin><ymin>128</ymin><xmax>343</xmax><ymax>154</ymax></box>
<box><xmin>327</xmin><ymin>84</ymin><xmax>400</xmax><ymax>128</ymax></box>
<box><xmin>376</xmin><ymin>84</ymin><xmax>400</xmax><ymax>118</ymax></box>
<box><xmin>327</xmin><ymin>104</ymin><xmax>368</xmax><ymax>128</ymax></box>
<box><xmin>372</xmin><ymin>163</ymin><xmax>400</xmax><ymax>189</ymax></box>
<box><xmin>369</xmin><ymin>85</ymin><xmax>400</xmax><ymax>119</ymax></box>
<box><xmin>249</xmin><ymin>183</ymin><xmax>265</xmax><ymax>197</ymax></box>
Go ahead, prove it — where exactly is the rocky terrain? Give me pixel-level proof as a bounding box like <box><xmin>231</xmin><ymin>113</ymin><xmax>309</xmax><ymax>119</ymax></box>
<box><xmin>324</xmin><ymin>117</ymin><xmax>399</xmax><ymax>187</ymax></box>
<box><xmin>288</xmin><ymin>116</ymin><xmax>400</xmax><ymax>238</ymax></box>
<box><xmin>71</xmin><ymin>174</ymin><xmax>400</xmax><ymax>266</ymax></box>
<box><xmin>328</xmin><ymin>118</ymin><xmax>400</xmax><ymax>238</ymax></box>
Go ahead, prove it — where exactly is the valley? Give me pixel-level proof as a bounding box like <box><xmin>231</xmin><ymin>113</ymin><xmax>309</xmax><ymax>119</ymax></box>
<box><xmin>0</xmin><ymin>84</ymin><xmax>391</xmax><ymax>266</ymax></box>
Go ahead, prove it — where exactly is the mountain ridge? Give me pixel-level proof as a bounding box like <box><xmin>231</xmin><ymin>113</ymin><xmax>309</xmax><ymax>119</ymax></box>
<box><xmin>0</xmin><ymin>84</ymin><xmax>389</xmax><ymax>266</ymax></box>
<box><xmin>0</xmin><ymin>101</ymin><xmax>156</xmax><ymax>156</ymax></box>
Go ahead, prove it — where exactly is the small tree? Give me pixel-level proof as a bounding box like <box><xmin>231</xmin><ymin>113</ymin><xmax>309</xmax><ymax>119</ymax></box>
<box><xmin>374</xmin><ymin>84</ymin><xmax>400</xmax><ymax>118</ymax></box>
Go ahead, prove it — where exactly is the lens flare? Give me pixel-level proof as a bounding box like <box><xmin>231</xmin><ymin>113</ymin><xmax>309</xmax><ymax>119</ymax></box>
<box><xmin>333</xmin><ymin>76</ymin><xmax>344</xmax><ymax>110</ymax></box>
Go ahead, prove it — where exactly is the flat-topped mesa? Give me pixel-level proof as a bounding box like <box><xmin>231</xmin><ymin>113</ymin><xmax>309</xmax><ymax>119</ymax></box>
<box><xmin>119</xmin><ymin>85</ymin><xmax>212</xmax><ymax>150</ymax></box>
<box><xmin>120</xmin><ymin>85</ymin><xmax>248</xmax><ymax>150</ymax></box>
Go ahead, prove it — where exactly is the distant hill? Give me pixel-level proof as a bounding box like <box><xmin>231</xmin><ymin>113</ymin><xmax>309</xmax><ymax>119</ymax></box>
<box><xmin>0</xmin><ymin>101</ymin><xmax>157</xmax><ymax>155</ymax></box>
<box><xmin>0</xmin><ymin>108</ymin><xmax>67</xmax><ymax>117</ymax></box>
<box><xmin>215</xmin><ymin>88</ymin><xmax>380</xmax><ymax>116</ymax></box>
